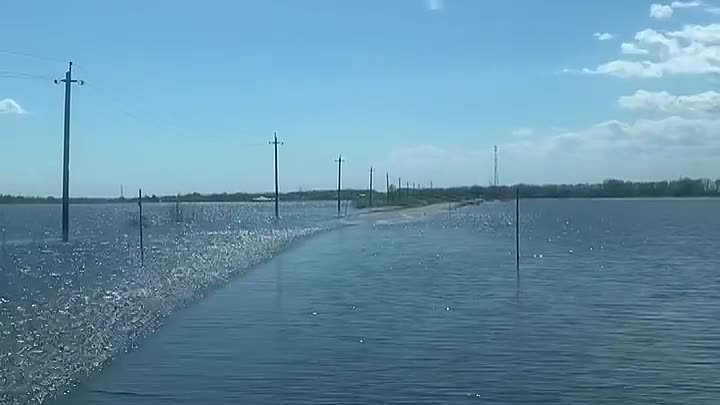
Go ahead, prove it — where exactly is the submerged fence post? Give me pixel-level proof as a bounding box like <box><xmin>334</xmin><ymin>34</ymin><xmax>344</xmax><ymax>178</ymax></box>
<box><xmin>138</xmin><ymin>188</ymin><xmax>144</xmax><ymax>266</ymax></box>
<box><xmin>515</xmin><ymin>186</ymin><xmax>520</xmax><ymax>282</ymax></box>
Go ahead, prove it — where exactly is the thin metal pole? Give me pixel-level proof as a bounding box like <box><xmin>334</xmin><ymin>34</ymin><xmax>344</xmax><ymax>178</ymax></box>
<box><xmin>369</xmin><ymin>167</ymin><xmax>374</xmax><ymax>207</ymax></box>
<box><xmin>494</xmin><ymin>145</ymin><xmax>499</xmax><ymax>186</ymax></box>
<box><xmin>139</xmin><ymin>188</ymin><xmax>144</xmax><ymax>266</ymax></box>
<box><xmin>274</xmin><ymin>133</ymin><xmax>279</xmax><ymax>218</ymax></box>
<box><xmin>335</xmin><ymin>155</ymin><xmax>344</xmax><ymax>216</ymax></box>
<box><xmin>515</xmin><ymin>186</ymin><xmax>520</xmax><ymax>280</ymax></box>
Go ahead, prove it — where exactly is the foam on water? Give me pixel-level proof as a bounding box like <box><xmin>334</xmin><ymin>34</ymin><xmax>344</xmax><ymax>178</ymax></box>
<box><xmin>0</xmin><ymin>203</ymin><xmax>333</xmax><ymax>405</ymax></box>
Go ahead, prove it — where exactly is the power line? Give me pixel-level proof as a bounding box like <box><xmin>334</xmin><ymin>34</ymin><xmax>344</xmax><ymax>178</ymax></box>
<box><xmin>0</xmin><ymin>49</ymin><xmax>68</xmax><ymax>64</ymax></box>
<box><xmin>0</xmin><ymin>71</ymin><xmax>56</xmax><ymax>81</ymax></box>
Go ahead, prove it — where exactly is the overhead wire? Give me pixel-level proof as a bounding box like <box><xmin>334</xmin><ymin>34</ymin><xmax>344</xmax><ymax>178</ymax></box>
<box><xmin>1</xmin><ymin>50</ymin><xmax>266</xmax><ymax>148</ymax></box>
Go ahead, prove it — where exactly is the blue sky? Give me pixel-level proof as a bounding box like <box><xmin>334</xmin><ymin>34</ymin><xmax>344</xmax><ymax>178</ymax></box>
<box><xmin>2</xmin><ymin>0</ymin><xmax>720</xmax><ymax>196</ymax></box>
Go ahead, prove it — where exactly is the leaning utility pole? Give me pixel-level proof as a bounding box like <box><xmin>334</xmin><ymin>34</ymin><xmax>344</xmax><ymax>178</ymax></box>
<box><xmin>335</xmin><ymin>155</ymin><xmax>345</xmax><ymax>216</ymax></box>
<box><xmin>55</xmin><ymin>61</ymin><xmax>84</xmax><ymax>242</ymax></box>
<box><xmin>269</xmin><ymin>131</ymin><xmax>284</xmax><ymax>219</ymax></box>
<box><xmin>368</xmin><ymin>166</ymin><xmax>374</xmax><ymax>207</ymax></box>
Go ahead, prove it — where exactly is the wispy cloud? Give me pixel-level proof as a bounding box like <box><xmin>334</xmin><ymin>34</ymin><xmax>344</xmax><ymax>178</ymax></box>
<box><xmin>580</xmin><ymin>24</ymin><xmax>720</xmax><ymax>78</ymax></box>
<box><xmin>425</xmin><ymin>0</ymin><xmax>444</xmax><ymax>11</ymax></box>
<box><xmin>593</xmin><ymin>32</ymin><xmax>615</xmax><ymax>41</ymax></box>
<box><xmin>650</xmin><ymin>4</ymin><xmax>674</xmax><ymax>19</ymax></box>
<box><xmin>621</xmin><ymin>42</ymin><xmax>650</xmax><ymax>55</ymax></box>
<box><xmin>511</xmin><ymin>128</ymin><xmax>535</xmax><ymax>138</ymax></box>
<box><xmin>618</xmin><ymin>90</ymin><xmax>720</xmax><ymax>114</ymax></box>
<box><xmin>0</xmin><ymin>98</ymin><xmax>26</xmax><ymax>114</ymax></box>
<box><xmin>671</xmin><ymin>0</ymin><xmax>703</xmax><ymax>8</ymax></box>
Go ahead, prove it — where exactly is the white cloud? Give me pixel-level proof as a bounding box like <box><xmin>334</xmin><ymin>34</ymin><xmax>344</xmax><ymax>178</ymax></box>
<box><xmin>377</xmin><ymin>113</ymin><xmax>720</xmax><ymax>185</ymax></box>
<box><xmin>425</xmin><ymin>0</ymin><xmax>444</xmax><ymax>11</ymax></box>
<box><xmin>593</xmin><ymin>32</ymin><xmax>615</xmax><ymax>41</ymax></box>
<box><xmin>618</xmin><ymin>90</ymin><xmax>720</xmax><ymax>114</ymax></box>
<box><xmin>508</xmin><ymin>116</ymin><xmax>720</xmax><ymax>154</ymax></box>
<box><xmin>511</xmin><ymin>128</ymin><xmax>535</xmax><ymax>138</ymax></box>
<box><xmin>707</xmin><ymin>6</ymin><xmax>720</xmax><ymax>13</ymax></box>
<box><xmin>666</xmin><ymin>23</ymin><xmax>720</xmax><ymax>42</ymax></box>
<box><xmin>621</xmin><ymin>42</ymin><xmax>650</xmax><ymax>55</ymax></box>
<box><xmin>650</xmin><ymin>1</ymin><xmax>702</xmax><ymax>19</ymax></box>
<box><xmin>0</xmin><ymin>98</ymin><xmax>26</xmax><ymax>114</ymax></box>
<box><xmin>671</xmin><ymin>0</ymin><xmax>702</xmax><ymax>8</ymax></box>
<box><xmin>650</xmin><ymin>4</ymin><xmax>674</xmax><ymax>19</ymax></box>
<box><xmin>582</xmin><ymin>61</ymin><xmax>663</xmax><ymax>78</ymax></box>
<box><xmin>582</xmin><ymin>24</ymin><xmax>720</xmax><ymax>78</ymax></box>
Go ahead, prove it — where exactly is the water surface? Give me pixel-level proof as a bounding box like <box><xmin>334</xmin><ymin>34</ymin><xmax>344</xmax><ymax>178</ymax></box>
<box><xmin>49</xmin><ymin>199</ymin><xmax>720</xmax><ymax>404</ymax></box>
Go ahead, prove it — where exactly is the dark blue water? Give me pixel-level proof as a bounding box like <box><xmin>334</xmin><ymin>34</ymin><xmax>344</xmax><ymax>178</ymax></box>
<box><xmin>3</xmin><ymin>199</ymin><xmax>720</xmax><ymax>404</ymax></box>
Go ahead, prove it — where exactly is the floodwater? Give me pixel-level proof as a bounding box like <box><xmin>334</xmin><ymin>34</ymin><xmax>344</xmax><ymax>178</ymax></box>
<box><xmin>2</xmin><ymin>199</ymin><xmax>720</xmax><ymax>404</ymax></box>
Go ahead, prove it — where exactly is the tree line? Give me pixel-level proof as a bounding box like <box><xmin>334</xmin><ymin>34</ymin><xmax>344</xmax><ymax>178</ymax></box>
<box><xmin>1</xmin><ymin>178</ymin><xmax>719</xmax><ymax>205</ymax></box>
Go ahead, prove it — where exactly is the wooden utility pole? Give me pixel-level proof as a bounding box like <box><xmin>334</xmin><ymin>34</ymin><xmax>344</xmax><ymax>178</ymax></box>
<box><xmin>55</xmin><ymin>61</ymin><xmax>84</xmax><ymax>242</ymax></box>
<box><xmin>398</xmin><ymin>177</ymin><xmax>402</xmax><ymax>201</ymax></box>
<box><xmin>335</xmin><ymin>155</ymin><xmax>345</xmax><ymax>216</ymax></box>
<box><xmin>386</xmin><ymin>172</ymin><xmax>390</xmax><ymax>205</ymax></box>
<box><xmin>269</xmin><ymin>132</ymin><xmax>284</xmax><ymax>219</ymax></box>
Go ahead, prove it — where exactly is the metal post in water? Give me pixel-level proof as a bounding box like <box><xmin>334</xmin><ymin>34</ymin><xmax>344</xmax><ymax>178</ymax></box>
<box><xmin>335</xmin><ymin>155</ymin><xmax>344</xmax><ymax>216</ymax></box>
<box><xmin>515</xmin><ymin>186</ymin><xmax>520</xmax><ymax>281</ymax></box>
<box><xmin>138</xmin><ymin>189</ymin><xmax>144</xmax><ymax>266</ymax></box>
<box><xmin>368</xmin><ymin>166</ymin><xmax>374</xmax><ymax>208</ymax></box>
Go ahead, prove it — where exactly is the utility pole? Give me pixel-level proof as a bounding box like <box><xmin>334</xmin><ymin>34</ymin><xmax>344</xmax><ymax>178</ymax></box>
<box><xmin>368</xmin><ymin>166</ymin><xmax>374</xmax><ymax>207</ymax></box>
<box><xmin>269</xmin><ymin>131</ymin><xmax>284</xmax><ymax>219</ymax></box>
<box><xmin>138</xmin><ymin>189</ymin><xmax>144</xmax><ymax>266</ymax></box>
<box><xmin>386</xmin><ymin>172</ymin><xmax>390</xmax><ymax>205</ymax></box>
<box><xmin>406</xmin><ymin>181</ymin><xmax>410</xmax><ymax>198</ymax></box>
<box><xmin>398</xmin><ymin>177</ymin><xmax>402</xmax><ymax>201</ymax></box>
<box><xmin>335</xmin><ymin>155</ymin><xmax>345</xmax><ymax>216</ymax></box>
<box><xmin>120</xmin><ymin>184</ymin><xmax>124</xmax><ymax>199</ymax></box>
<box><xmin>494</xmin><ymin>145</ymin><xmax>499</xmax><ymax>187</ymax></box>
<box><xmin>515</xmin><ymin>186</ymin><xmax>520</xmax><ymax>283</ymax></box>
<box><xmin>55</xmin><ymin>61</ymin><xmax>84</xmax><ymax>242</ymax></box>
<box><xmin>430</xmin><ymin>181</ymin><xmax>433</xmax><ymax>190</ymax></box>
